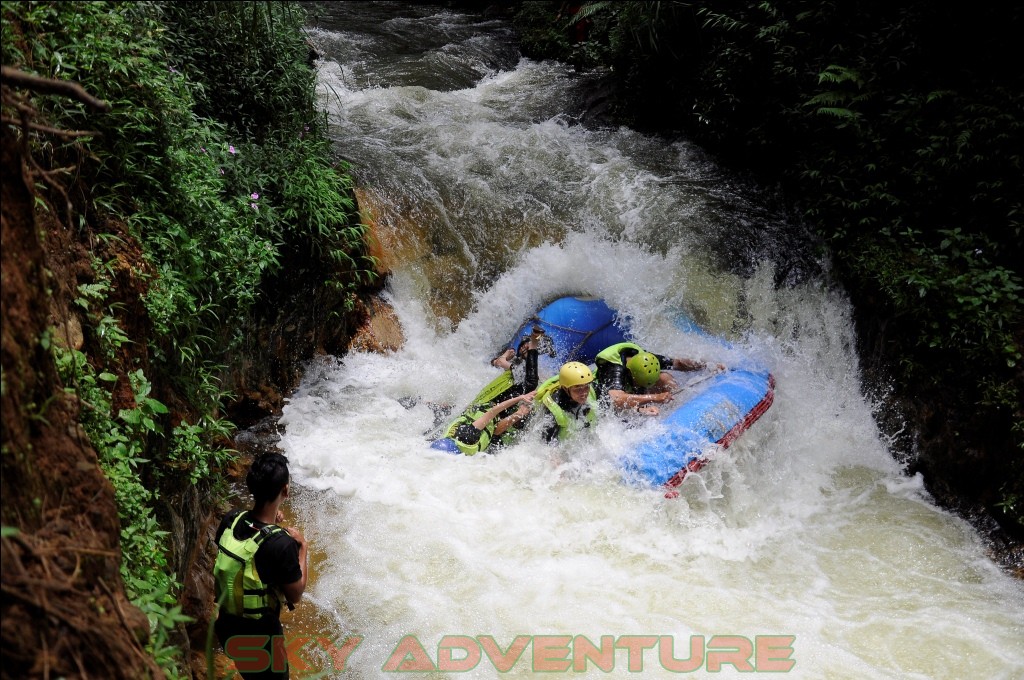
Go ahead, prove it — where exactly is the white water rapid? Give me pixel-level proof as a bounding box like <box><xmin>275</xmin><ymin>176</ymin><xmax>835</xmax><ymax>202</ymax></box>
<box><xmin>273</xmin><ymin>4</ymin><xmax>1023</xmax><ymax>678</ymax></box>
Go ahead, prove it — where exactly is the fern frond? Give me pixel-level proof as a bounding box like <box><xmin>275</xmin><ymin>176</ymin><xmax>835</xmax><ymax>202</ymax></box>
<box><xmin>817</xmin><ymin>65</ymin><xmax>863</xmax><ymax>87</ymax></box>
<box><xmin>569</xmin><ymin>1</ymin><xmax>614</xmax><ymax>26</ymax></box>
<box><xmin>805</xmin><ymin>91</ymin><xmax>848</xmax><ymax>106</ymax></box>
<box><xmin>815</xmin><ymin>106</ymin><xmax>858</xmax><ymax>119</ymax></box>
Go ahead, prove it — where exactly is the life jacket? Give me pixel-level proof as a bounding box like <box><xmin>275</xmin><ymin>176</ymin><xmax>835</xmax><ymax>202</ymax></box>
<box><xmin>538</xmin><ymin>377</ymin><xmax>598</xmax><ymax>441</ymax></box>
<box><xmin>595</xmin><ymin>342</ymin><xmax>643</xmax><ymax>367</ymax></box>
<box><xmin>534</xmin><ymin>374</ymin><xmax>561</xmax><ymax>404</ymax></box>
<box><xmin>473</xmin><ymin>370</ymin><xmax>515</xmax><ymax>404</ymax></box>
<box><xmin>595</xmin><ymin>342</ymin><xmax>648</xmax><ymax>396</ymax></box>
<box><xmin>214</xmin><ymin>512</ymin><xmax>287</xmax><ymax>619</ymax></box>
<box><xmin>443</xmin><ymin>406</ymin><xmax>496</xmax><ymax>456</ymax></box>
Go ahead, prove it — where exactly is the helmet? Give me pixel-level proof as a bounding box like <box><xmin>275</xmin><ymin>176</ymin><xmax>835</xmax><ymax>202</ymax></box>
<box><xmin>627</xmin><ymin>352</ymin><xmax>661</xmax><ymax>388</ymax></box>
<box><xmin>559</xmin><ymin>361</ymin><xmax>594</xmax><ymax>388</ymax></box>
<box><xmin>430</xmin><ymin>438</ymin><xmax>461</xmax><ymax>455</ymax></box>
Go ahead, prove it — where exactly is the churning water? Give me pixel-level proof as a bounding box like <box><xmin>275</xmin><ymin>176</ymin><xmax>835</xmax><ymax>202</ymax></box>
<box><xmin>275</xmin><ymin>3</ymin><xmax>1023</xmax><ymax>678</ymax></box>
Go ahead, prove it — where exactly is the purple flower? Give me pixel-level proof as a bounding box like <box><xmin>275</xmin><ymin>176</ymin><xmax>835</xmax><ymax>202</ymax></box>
<box><xmin>250</xmin><ymin>203</ymin><xmax>259</xmax><ymax>211</ymax></box>
<box><xmin>228</xmin><ymin>145</ymin><xmax>236</xmax><ymax>155</ymax></box>
<box><xmin>250</xmin><ymin>192</ymin><xmax>260</xmax><ymax>201</ymax></box>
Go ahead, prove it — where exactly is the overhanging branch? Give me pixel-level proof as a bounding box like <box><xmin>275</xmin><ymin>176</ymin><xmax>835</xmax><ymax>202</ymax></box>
<box><xmin>1</xmin><ymin>65</ymin><xmax>111</xmax><ymax>112</ymax></box>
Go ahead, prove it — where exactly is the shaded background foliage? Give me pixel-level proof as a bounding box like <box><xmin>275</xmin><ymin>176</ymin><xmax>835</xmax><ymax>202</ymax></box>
<box><xmin>159</xmin><ymin>1</ymin><xmax>316</xmax><ymax>143</ymax></box>
<box><xmin>512</xmin><ymin>1</ymin><xmax>1023</xmax><ymax>534</ymax></box>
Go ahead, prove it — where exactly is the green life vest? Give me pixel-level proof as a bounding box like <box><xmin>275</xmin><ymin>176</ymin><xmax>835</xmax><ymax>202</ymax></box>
<box><xmin>533</xmin><ymin>374</ymin><xmax>561</xmax><ymax>404</ymax></box>
<box><xmin>443</xmin><ymin>406</ymin><xmax>496</xmax><ymax>456</ymax></box>
<box><xmin>214</xmin><ymin>512</ymin><xmax>286</xmax><ymax>619</ymax></box>
<box><xmin>473</xmin><ymin>370</ymin><xmax>515</xmax><ymax>404</ymax></box>
<box><xmin>539</xmin><ymin>382</ymin><xmax>598</xmax><ymax>441</ymax></box>
<box><xmin>595</xmin><ymin>342</ymin><xmax>643</xmax><ymax>366</ymax></box>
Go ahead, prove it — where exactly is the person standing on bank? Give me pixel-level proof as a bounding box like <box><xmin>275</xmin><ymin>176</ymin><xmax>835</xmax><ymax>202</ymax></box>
<box><xmin>213</xmin><ymin>452</ymin><xmax>308</xmax><ymax>679</ymax></box>
<box><xmin>594</xmin><ymin>342</ymin><xmax>721</xmax><ymax>417</ymax></box>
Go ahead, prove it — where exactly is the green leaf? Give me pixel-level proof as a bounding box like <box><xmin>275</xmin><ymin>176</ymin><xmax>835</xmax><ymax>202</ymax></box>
<box><xmin>815</xmin><ymin>107</ymin><xmax>857</xmax><ymax>119</ymax></box>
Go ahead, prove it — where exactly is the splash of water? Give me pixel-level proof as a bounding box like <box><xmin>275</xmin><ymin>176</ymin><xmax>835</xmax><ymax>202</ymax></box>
<box><xmin>275</xmin><ymin>5</ymin><xmax>1024</xmax><ymax>678</ymax></box>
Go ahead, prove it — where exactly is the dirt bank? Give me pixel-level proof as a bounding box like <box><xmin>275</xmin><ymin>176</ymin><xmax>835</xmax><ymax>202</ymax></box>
<box><xmin>1</xmin><ymin>95</ymin><xmax>160</xmax><ymax>678</ymax></box>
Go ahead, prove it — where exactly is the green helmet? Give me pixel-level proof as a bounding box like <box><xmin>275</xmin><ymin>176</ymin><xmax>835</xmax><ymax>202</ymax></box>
<box><xmin>627</xmin><ymin>352</ymin><xmax>661</xmax><ymax>388</ymax></box>
<box><xmin>559</xmin><ymin>361</ymin><xmax>594</xmax><ymax>388</ymax></box>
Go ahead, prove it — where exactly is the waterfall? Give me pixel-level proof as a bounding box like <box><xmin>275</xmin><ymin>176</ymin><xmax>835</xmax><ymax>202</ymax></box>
<box><xmin>271</xmin><ymin>4</ymin><xmax>1024</xmax><ymax>678</ymax></box>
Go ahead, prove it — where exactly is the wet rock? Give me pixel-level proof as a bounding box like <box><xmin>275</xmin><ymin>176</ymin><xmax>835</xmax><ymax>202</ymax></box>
<box><xmin>349</xmin><ymin>295</ymin><xmax>404</xmax><ymax>353</ymax></box>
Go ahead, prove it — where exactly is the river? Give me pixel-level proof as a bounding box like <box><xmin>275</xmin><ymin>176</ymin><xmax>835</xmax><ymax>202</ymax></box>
<box><xmin>274</xmin><ymin>3</ymin><xmax>1024</xmax><ymax>678</ymax></box>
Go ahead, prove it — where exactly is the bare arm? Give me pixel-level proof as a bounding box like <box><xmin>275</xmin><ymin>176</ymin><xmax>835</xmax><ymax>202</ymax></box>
<box><xmin>608</xmin><ymin>388</ymin><xmax>671</xmax><ymax>412</ymax></box>
<box><xmin>472</xmin><ymin>392</ymin><xmax>534</xmax><ymax>431</ymax></box>
<box><xmin>280</xmin><ymin>527</ymin><xmax>308</xmax><ymax>606</ymax></box>
<box><xmin>493</xmin><ymin>391</ymin><xmax>536</xmax><ymax>435</ymax></box>
<box><xmin>671</xmin><ymin>357</ymin><xmax>726</xmax><ymax>372</ymax></box>
<box><xmin>671</xmin><ymin>357</ymin><xmax>704</xmax><ymax>371</ymax></box>
<box><xmin>491</xmin><ymin>348</ymin><xmax>516</xmax><ymax>369</ymax></box>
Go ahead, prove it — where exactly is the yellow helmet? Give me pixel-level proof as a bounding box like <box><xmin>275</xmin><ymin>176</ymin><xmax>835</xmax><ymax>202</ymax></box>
<box><xmin>558</xmin><ymin>361</ymin><xmax>594</xmax><ymax>388</ymax></box>
<box><xmin>627</xmin><ymin>352</ymin><xmax>661</xmax><ymax>388</ymax></box>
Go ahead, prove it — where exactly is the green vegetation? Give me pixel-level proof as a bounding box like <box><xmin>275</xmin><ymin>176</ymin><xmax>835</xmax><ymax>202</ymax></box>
<box><xmin>3</xmin><ymin>1</ymin><xmax>374</xmax><ymax>674</ymax></box>
<box><xmin>513</xmin><ymin>2</ymin><xmax>1022</xmax><ymax>524</ymax></box>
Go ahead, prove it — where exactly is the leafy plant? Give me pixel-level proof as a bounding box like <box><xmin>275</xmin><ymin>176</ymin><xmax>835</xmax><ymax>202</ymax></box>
<box><xmin>6</xmin><ymin>2</ymin><xmax>379</xmax><ymax>670</ymax></box>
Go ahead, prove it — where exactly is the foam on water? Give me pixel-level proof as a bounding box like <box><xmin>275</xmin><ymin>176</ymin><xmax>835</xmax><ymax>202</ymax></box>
<box><xmin>280</xmin><ymin>239</ymin><xmax>1022</xmax><ymax>679</ymax></box>
<box><xmin>279</xmin><ymin>7</ymin><xmax>1024</xmax><ymax>677</ymax></box>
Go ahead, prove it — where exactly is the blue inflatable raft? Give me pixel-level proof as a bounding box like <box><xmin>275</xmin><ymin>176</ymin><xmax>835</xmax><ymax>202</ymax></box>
<box><xmin>439</xmin><ymin>295</ymin><xmax>775</xmax><ymax>489</ymax></box>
